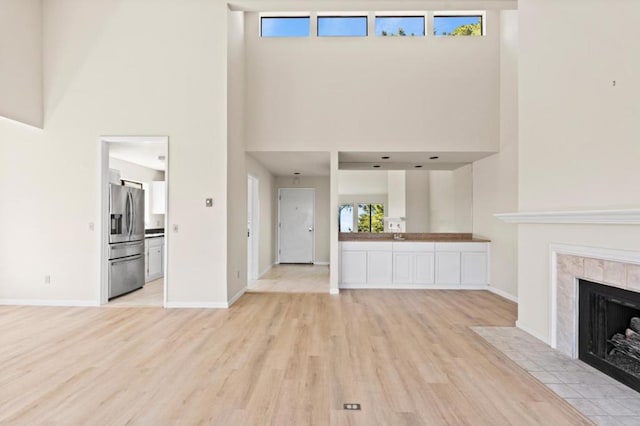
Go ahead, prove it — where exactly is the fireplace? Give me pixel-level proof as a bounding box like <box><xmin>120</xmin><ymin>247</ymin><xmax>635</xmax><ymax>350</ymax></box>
<box><xmin>579</xmin><ymin>279</ymin><xmax>640</xmax><ymax>392</ymax></box>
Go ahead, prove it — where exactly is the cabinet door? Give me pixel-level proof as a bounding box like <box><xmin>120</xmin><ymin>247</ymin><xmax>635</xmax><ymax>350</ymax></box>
<box><xmin>148</xmin><ymin>246</ymin><xmax>163</xmax><ymax>280</ymax></box>
<box><xmin>144</xmin><ymin>240</ymin><xmax>150</xmax><ymax>282</ymax></box>
<box><xmin>414</xmin><ymin>252</ymin><xmax>435</xmax><ymax>284</ymax></box>
<box><xmin>367</xmin><ymin>251</ymin><xmax>393</xmax><ymax>285</ymax></box>
<box><xmin>435</xmin><ymin>252</ymin><xmax>461</xmax><ymax>284</ymax></box>
<box><xmin>393</xmin><ymin>253</ymin><xmax>413</xmax><ymax>284</ymax></box>
<box><xmin>461</xmin><ymin>252</ymin><xmax>488</xmax><ymax>285</ymax></box>
<box><xmin>341</xmin><ymin>251</ymin><xmax>367</xmax><ymax>284</ymax></box>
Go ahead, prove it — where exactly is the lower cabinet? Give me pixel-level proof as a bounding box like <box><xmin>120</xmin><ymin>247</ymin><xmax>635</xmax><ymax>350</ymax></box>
<box><xmin>367</xmin><ymin>251</ymin><xmax>393</xmax><ymax>284</ymax></box>
<box><xmin>145</xmin><ymin>237</ymin><xmax>164</xmax><ymax>282</ymax></box>
<box><xmin>340</xmin><ymin>241</ymin><xmax>488</xmax><ymax>288</ymax></box>
<box><xmin>341</xmin><ymin>251</ymin><xmax>367</xmax><ymax>285</ymax></box>
<box><xmin>393</xmin><ymin>252</ymin><xmax>435</xmax><ymax>284</ymax></box>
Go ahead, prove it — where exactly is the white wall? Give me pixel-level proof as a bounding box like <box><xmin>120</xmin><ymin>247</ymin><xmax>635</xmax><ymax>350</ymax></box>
<box><xmin>247</xmin><ymin>155</ymin><xmax>276</xmax><ymax>277</ymax></box>
<box><xmin>275</xmin><ymin>176</ymin><xmax>330</xmax><ymax>263</ymax></box>
<box><xmin>0</xmin><ymin>0</ymin><xmax>42</xmax><ymax>127</ymax></box>
<box><xmin>108</xmin><ymin>157</ymin><xmax>165</xmax><ymax>229</ymax></box>
<box><xmin>472</xmin><ymin>10</ymin><xmax>518</xmax><ymax>300</ymax></box>
<box><xmin>227</xmin><ymin>10</ymin><xmax>247</xmax><ymax>302</ymax></box>
<box><xmin>386</xmin><ymin>171</ymin><xmax>406</xmax><ymax>220</ymax></box>
<box><xmin>453</xmin><ymin>164</ymin><xmax>473</xmax><ymax>233</ymax></box>
<box><xmin>517</xmin><ymin>0</ymin><xmax>640</xmax><ymax>341</ymax></box>
<box><xmin>0</xmin><ymin>0</ymin><xmax>229</xmax><ymax>305</ymax></box>
<box><xmin>245</xmin><ymin>11</ymin><xmax>500</xmax><ymax>153</ymax></box>
<box><xmin>405</xmin><ymin>171</ymin><xmax>430</xmax><ymax>232</ymax></box>
<box><xmin>338</xmin><ymin>170</ymin><xmax>388</xmax><ymax>195</ymax></box>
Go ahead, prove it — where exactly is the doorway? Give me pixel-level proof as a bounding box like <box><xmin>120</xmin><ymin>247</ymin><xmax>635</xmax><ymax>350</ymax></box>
<box><xmin>99</xmin><ymin>136</ymin><xmax>169</xmax><ymax>307</ymax></box>
<box><xmin>278</xmin><ymin>188</ymin><xmax>315</xmax><ymax>264</ymax></box>
<box><xmin>247</xmin><ymin>175</ymin><xmax>259</xmax><ymax>281</ymax></box>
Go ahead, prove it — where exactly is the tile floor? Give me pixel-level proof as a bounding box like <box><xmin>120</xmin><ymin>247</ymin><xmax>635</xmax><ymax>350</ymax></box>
<box><xmin>473</xmin><ymin>326</ymin><xmax>640</xmax><ymax>426</ymax></box>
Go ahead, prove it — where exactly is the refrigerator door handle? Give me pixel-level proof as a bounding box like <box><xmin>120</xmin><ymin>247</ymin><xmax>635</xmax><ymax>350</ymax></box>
<box><xmin>130</xmin><ymin>191</ymin><xmax>135</xmax><ymax>238</ymax></box>
<box><xmin>127</xmin><ymin>191</ymin><xmax>133</xmax><ymax>238</ymax></box>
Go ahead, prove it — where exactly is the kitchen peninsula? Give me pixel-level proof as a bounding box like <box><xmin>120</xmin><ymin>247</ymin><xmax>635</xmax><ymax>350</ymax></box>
<box><xmin>339</xmin><ymin>233</ymin><xmax>490</xmax><ymax>289</ymax></box>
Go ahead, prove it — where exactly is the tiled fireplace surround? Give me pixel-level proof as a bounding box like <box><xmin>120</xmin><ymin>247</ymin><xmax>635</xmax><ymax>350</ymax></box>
<box><xmin>552</xmin><ymin>245</ymin><xmax>640</xmax><ymax>359</ymax></box>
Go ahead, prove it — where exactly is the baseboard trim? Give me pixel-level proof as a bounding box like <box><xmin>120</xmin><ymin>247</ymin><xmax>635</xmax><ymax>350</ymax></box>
<box><xmin>487</xmin><ymin>286</ymin><xmax>518</xmax><ymax>303</ymax></box>
<box><xmin>339</xmin><ymin>284</ymin><xmax>489</xmax><ymax>290</ymax></box>
<box><xmin>227</xmin><ymin>287</ymin><xmax>246</xmax><ymax>307</ymax></box>
<box><xmin>516</xmin><ymin>320</ymin><xmax>550</xmax><ymax>345</ymax></box>
<box><xmin>0</xmin><ymin>299</ymin><xmax>100</xmax><ymax>307</ymax></box>
<box><xmin>314</xmin><ymin>261</ymin><xmax>330</xmax><ymax>266</ymax></box>
<box><xmin>165</xmin><ymin>301</ymin><xmax>228</xmax><ymax>309</ymax></box>
<box><xmin>329</xmin><ymin>288</ymin><xmax>340</xmax><ymax>295</ymax></box>
<box><xmin>258</xmin><ymin>264</ymin><xmax>274</xmax><ymax>279</ymax></box>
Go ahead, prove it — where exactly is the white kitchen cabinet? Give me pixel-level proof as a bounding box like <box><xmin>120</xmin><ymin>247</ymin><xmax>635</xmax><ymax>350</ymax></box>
<box><xmin>145</xmin><ymin>236</ymin><xmax>164</xmax><ymax>282</ymax></box>
<box><xmin>461</xmin><ymin>252</ymin><xmax>488</xmax><ymax>285</ymax></box>
<box><xmin>150</xmin><ymin>181</ymin><xmax>166</xmax><ymax>215</ymax></box>
<box><xmin>435</xmin><ymin>252</ymin><xmax>461</xmax><ymax>284</ymax></box>
<box><xmin>339</xmin><ymin>241</ymin><xmax>488</xmax><ymax>289</ymax></box>
<box><xmin>367</xmin><ymin>251</ymin><xmax>393</xmax><ymax>284</ymax></box>
<box><xmin>393</xmin><ymin>253</ymin><xmax>413</xmax><ymax>284</ymax></box>
<box><xmin>393</xmin><ymin>252</ymin><xmax>435</xmax><ymax>284</ymax></box>
<box><xmin>413</xmin><ymin>252</ymin><xmax>435</xmax><ymax>284</ymax></box>
<box><xmin>341</xmin><ymin>251</ymin><xmax>367</xmax><ymax>285</ymax></box>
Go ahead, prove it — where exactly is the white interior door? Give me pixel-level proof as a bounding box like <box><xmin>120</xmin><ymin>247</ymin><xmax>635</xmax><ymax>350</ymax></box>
<box><xmin>247</xmin><ymin>176</ymin><xmax>259</xmax><ymax>280</ymax></box>
<box><xmin>279</xmin><ymin>188</ymin><xmax>314</xmax><ymax>264</ymax></box>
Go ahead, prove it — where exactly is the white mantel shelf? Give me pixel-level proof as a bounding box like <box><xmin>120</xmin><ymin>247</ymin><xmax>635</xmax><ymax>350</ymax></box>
<box><xmin>494</xmin><ymin>209</ymin><xmax>640</xmax><ymax>225</ymax></box>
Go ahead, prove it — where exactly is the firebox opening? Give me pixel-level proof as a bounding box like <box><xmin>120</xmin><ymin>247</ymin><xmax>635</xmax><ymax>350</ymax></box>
<box><xmin>579</xmin><ymin>279</ymin><xmax>640</xmax><ymax>394</ymax></box>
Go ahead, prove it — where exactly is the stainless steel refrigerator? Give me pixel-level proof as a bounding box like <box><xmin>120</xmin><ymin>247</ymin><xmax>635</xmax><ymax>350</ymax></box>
<box><xmin>108</xmin><ymin>184</ymin><xmax>145</xmax><ymax>299</ymax></box>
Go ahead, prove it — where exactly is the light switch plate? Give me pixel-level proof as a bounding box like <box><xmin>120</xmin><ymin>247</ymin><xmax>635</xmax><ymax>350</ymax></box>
<box><xmin>205</xmin><ymin>198</ymin><xmax>214</xmax><ymax>207</ymax></box>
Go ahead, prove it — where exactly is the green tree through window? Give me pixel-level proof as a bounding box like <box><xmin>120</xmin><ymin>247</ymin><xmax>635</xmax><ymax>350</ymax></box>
<box><xmin>358</xmin><ymin>204</ymin><xmax>384</xmax><ymax>233</ymax></box>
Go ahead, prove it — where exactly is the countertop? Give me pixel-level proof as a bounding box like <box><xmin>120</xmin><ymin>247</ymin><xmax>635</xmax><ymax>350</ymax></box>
<box><xmin>145</xmin><ymin>229</ymin><xmax>165</xmax><ymax>239</ymax></box>
<box><xmin>339</xmin><ymin>233</ymin><xmax>490</xmax><ymax>243</ymax></box>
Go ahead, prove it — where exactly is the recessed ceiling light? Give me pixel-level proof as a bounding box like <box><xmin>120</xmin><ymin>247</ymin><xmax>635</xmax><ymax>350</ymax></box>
<box><xmin>294</xmin><ymin>172</ymin><xmax>301</xmax><ymax>175</ymax></box>
<box><xmin>373</xmin><ymin>165</ymin><xmax>381</xmax><ymax>168</ymax></box>
<box><xmin>381</xmin><ymin>156</ymin><xmax>390</xmax><ymax>160</ymax></box>
<box><xmin>415</xmin><ymin>165</ymin><xmax>423</xmax><ymax>168</ymax></box>
<box><xmin>429</xmin><ymin>156</ymin><xmax>439</xmax><ymax>160</ymax></box>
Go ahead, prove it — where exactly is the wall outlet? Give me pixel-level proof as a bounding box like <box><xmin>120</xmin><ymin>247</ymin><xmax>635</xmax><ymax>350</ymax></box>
<box><xmin>173</xmin><ymin>224</ymin><xmax>179</xmax><ymax>233</ymax></box>
<box><xmin>89</xmin><ymin>222</ymin><xmax>94</xmax><ymax>231</ymax></box>
<box><xmin>44</xmin><ymin>275</ymin><xmax>51</xmax><ymax>284</ymax></box>
<box><xmin>205</xmin><ymin>198</ymin><xmax>214</xmax><ymax>207</ymax></box>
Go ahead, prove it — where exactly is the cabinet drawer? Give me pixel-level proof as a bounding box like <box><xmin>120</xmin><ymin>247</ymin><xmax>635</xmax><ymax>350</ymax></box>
<box><xmin>148</xmin><ymin>237</ymin><xmax>163</xmax><ymax>248</ymax></box>
<box><xmin>342</xmin><ymin>242</ymin><xmax>392</xmax><ymax>252</ymax></box>
<box><xmin>392</xmin><ymin>242</ymin><xmax>435</xmax><ymax>252</ymax></box>
<box><xmin>435</xmin><ymin>242</ymin><xmax>487</xmax><ymax>253</ymax></box>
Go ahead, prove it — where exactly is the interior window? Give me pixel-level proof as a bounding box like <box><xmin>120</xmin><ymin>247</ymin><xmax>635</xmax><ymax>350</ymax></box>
<box><xmin>358</xmin><ymin>203</ymin><xmax>385</xmax><ymax>233</ymax></box>
<box><xmin>261</xmin><ymin>16</ymin><xmax>310</xmax><ymax>37</ymax></box>
<box><xmin>339</xmin><ymin>204</ymin><xmax>354</xmax><ymax>232</ymax></box>
<box><xmin>433</xmin><ymin>15</ymin><xmax>483</xmax><ymax>36</ymax></box>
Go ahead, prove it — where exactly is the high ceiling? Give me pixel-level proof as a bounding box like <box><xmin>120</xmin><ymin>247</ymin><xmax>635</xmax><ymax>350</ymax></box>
<box><xmin>248</xmin><ymin>151</ymin><xmax>330</xmax><ymax>176</ymax></box>
<box><xmin>339</xmin><ymin>151</ymin><xmax>493</xmax><ymax>170</ymax></box>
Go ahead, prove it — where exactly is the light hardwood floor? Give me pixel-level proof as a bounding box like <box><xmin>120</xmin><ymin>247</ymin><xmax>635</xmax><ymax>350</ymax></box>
<box><xmin>107</xmin><ymin>278</ymin><xmax>163</xmax><ymax>307</ymax></box>
<box><xmin>248</xmin><ymin>264</ymin><xmax>329</xmax><ymax>293</ymax></box>
<box><xmin>0</xmin><ymin>291</ymin><xmax>590</xmax><ymax>425</ymax></box>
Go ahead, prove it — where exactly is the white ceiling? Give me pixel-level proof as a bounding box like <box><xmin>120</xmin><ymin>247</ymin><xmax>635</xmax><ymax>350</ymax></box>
<box><xmin>248</xmin><ymin>151</ymin><xmax>330</xmax><ymax>176</ymax></box>
<box><xmin>339</xmin><ymin>151</ymin><xmax>494</xmax><ymax>171</ymax></box>
<box><xmin>109</xmin><ymin>142</ymin><xmax>168</xmax><ymax>171</ymax></box>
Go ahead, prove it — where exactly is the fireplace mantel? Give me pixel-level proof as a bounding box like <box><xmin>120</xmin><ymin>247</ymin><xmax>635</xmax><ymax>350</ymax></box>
<box><xmin>494</xmin><ymin>209</ymin><xmax>640</xmax><ymax>225</ymax></box>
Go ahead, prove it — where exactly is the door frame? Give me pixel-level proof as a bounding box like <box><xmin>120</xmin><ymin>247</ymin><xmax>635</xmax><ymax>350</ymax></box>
<box><xmin>277</xmin><ymin>187</ymin><xmax>315</xmax><ymax>264</ymax></box>
<box><xmin>247</xmin><ymin>174</ymin><xmax>260</xmax><ymax>280</ymax></box>
<box><xmin>99</xmin><ymin>135</ymin><xmax>169</xmax><ymax>307</ymax></box>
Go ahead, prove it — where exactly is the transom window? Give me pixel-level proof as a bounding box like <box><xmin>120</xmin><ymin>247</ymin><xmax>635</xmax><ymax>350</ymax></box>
<box><xmin>433</xmin><ymin>15</ymin><xmax>483</xmax><ymax>36</ymax></box>
<box><xmin>375</xmin><ymin>16</ymin><xmax>425</xmax><ymax>37</ymax></box>
<box><xmin>261</xmin><ymin>16</ymin><xmax>310</xmax><ymax>37</ymax></box>
<box><xmin>317</xmin><ymin>16</ymin><xmax>368</xmax><ymax>37</ymax></box>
